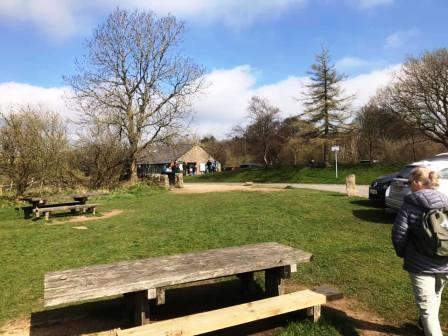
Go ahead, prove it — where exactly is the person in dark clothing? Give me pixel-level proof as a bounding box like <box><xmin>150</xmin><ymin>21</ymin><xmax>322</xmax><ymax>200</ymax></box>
<box><xmin>167</xmin><ymin>161</ymin><xmax>176</xmax><ymax>187</ymax></box>
<box><xmin>392</xmin><ymin>167</ymin><xmax>448</xmax><ymax>336</ymax></box>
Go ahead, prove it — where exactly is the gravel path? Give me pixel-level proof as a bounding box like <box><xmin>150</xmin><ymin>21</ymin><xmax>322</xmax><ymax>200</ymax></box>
<box><xmin>180</xmin><ymin>183</ymin><xmax>370</xmax><ymax>198</ymax></box>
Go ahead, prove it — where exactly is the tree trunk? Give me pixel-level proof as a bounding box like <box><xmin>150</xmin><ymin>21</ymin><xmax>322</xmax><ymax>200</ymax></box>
<box><xmin>130</xmin><ymin>158</ymin><xmax>139</xmax><ymax>183</ymax></box>
<box><xmin>323</xmin><ymin>143</ymin><xmax>329</xmax><ymax>166</ymax></box>
<box><xmin>411</xmin><ymin>134</ymin><xmax>416</xmax><ymax>162</ymax></box>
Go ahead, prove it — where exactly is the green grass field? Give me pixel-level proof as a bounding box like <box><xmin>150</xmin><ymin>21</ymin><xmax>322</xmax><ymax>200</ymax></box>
<box><xmin>0</xmin><ymin>184</ymin><xmax>443</xmax><ymax>335</ymax></box>
<box><xmin>185</xmin><ymin>163</ymin><xmax>402</xmax><ymax>185</ymax></box>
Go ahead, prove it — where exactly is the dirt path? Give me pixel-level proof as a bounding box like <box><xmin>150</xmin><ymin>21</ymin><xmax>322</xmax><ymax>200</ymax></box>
<box><xmin>46</xmin><ymin>210</ymin><xmax>123</xmax><ymax>226</ymax></box>
<box><xmin>171</xmin><ymin>183</ymin><xmax>286</xmax><ymax>194</ymax></box>
<box><xmin>173</xmin><ymin>183</ymin><xmax>369</xmax><ymax>198</ymax></box>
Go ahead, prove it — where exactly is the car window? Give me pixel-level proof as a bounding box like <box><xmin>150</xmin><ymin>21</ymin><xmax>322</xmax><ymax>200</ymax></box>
<box><xmin>439</xmin><ymin>168</ymin><xmax>448</xmax><ymax>179</ymax></box>
<box><xmin>397</xmin><ymin>165</ymin><xmax>417</xmax><ymax>179</ymax></box>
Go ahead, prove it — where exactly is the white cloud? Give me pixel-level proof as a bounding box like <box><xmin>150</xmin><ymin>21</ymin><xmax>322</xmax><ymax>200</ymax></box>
<box><xmin>0</xmin><ymin>0</ymin><xmax>308</xmax><ymax>38</ymax></box>
<box><xmin>0</xmin><ymin>82</ymin><xmax>77</xmax><ymax>122</ymax></box>
<box><xmin>0</xmin><ymin>64</ymin><xmax>400</xmax><ymax>139</ymax></box>
<box><xmin>385</xmin><ymin>29</ymin><xmax>420</xmax><ymax>49</ymax></box>
<box><xmin>190</xmin><ymin>64</ymin><xmax>400</xmax><ymax>138</ymax></box>
<box><xmin>342</xmin><ymin>65</ymin><xmax>400</xmax><ymax>107</ymax></box>
<box><xmin>336</xmin><ymin>56</ymin><xmax>376</xmax><ymax>70</ymax></box>
<box><xmin>0</xmin><ymin>0</ymin><xmax>90</xmax><ymax>39</ymax></box>
<box><xmin>354</xmin><ymin>0</ymin><xmax>394</xmax><ymax>9</ymax></box>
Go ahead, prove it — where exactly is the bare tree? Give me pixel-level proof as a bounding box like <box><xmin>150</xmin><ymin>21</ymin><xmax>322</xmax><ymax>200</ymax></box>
<box><xmin>356</xmin><ymin>100</ymin><xmax>408</xmax><ymax>161</ymax></box>
<box><xmin>65</xmin><ymin>8</ymin><xmax>206</xmax><ymax>182</ymax></box>
<box><xmin>200</xmin><ymin>135</ymin><xmax>228</xmax><ymax>167</ymax></box>
<box><xmin>0</xmin><ymin>107</ymin><xmax>74</xmax><ymax>196</ymax></box>
<box><xmin>380</xmin><ymin>48</ymin><xmax>448</xmax><ymax>148</ymax></box>
<box><xmin>301</xmin><ymin>48</ymin><xmax>353</xmax><ymax>165</ymax></box>
<box><xmin>245</xmin><ymin>96</ymin><xmax>281</xmax><ymax>165</ymax></box>
<box><xmin>277</xmin><ymin>116</ymin><xmax>316</xmax><ymax>165</ymax></box>
<box><xmin>75</xmin><ymin>124</ymin><xmax>127</xmax><ymax>189</ymax></box>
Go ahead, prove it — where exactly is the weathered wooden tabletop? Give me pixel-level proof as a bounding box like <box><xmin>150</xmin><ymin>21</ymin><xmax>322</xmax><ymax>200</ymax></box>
<box><xmin>44</xmin><ymin>242</ymin><xmax>312</xmax><ymax>307</ymax></box>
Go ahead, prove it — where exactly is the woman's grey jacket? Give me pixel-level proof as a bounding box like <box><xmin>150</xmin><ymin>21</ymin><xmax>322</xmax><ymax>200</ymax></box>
<box><xmin>392</xmin><ymin>188</ymin><xmax>448</xmax><ymax>274</ymax></box>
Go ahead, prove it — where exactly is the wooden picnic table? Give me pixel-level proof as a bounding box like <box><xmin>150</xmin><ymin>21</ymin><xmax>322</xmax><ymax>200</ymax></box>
<box><xmin>20</xmin><ymin>196</ymin><xmax>47</xmax><ymax>209</ymax></box>
<box><xmin>44</xmin><ymin>242</ymin><xmax>312</xmax><ymax>326</ymax></box>
<box><xmin>20</xmin><ymin>194</ymin><xmax>98</xmax><ymax>219</ymax></box>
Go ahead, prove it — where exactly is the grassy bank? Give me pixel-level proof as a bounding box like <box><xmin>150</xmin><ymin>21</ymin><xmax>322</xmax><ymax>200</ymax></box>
<box><xmin>185</xmin><ymin>163</ymin><xmax>402</xmax><ymax>185</ymax></box>
<box><xmin>0</xmin><ymin>185</ymin><xmax>441</xmax><ymax>335</ymax></box>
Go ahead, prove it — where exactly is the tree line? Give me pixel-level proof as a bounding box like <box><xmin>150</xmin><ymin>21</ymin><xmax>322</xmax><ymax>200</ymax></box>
<box><xmin>201</xmin><ymin>48</ymin><xmax>448</xmax><ymax>168</ymax></box>
<box><xmin>1</xmin><ymin>8</ymin><xmax>205</xmax><ymax>196</ymax></box>
<box><xmin>1</xmin><ymin>7</ymin><xmax>448</xmax><ymax>196</ymax></box>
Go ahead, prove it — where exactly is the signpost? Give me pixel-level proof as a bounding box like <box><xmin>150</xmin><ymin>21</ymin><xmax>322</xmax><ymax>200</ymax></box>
<box><xmin>331</xmin><ymin>146</ymin><xmax>340</xmax><ymax>179</ymax></box>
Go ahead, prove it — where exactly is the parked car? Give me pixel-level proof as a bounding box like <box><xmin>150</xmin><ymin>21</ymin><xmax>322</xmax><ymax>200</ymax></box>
<box><xmin>428</xmin><ymin>152</ymin><xmax>448</xmax><ymax>161</ymax></box>
<box><xmin>239</xmin><ymin>163</ymin><xmax>263</xmax><ymax>169</ymax></box>
<box><xmin>368</xmin><ymin>171</ymin><xmax>399</xmax><ymax>204</ymax></box>
<box><xmin>385</xmin><ymin>160</ymin><xmax>448</xmax><ymax>211</ymax></box>
<box><xmin>360</xmin><ymin>159</ymin><xmax>380</xmax><ymax>164</ymax></box>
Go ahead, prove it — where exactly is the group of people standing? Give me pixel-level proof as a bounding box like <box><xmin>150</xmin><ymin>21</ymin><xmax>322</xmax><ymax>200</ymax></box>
<box><xmin>161</xmin><ymin>161</ymin><xmax>183</xmax><ymax>186</ymax></box>
<box><xmin>392</xmin><ymin>167</ymin><xmax>448</xmax><ymax>336</ymax></box>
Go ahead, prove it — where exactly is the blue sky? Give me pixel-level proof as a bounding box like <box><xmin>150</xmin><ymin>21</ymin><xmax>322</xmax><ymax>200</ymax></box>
<box><xmin>0</xmin><ymin>0</ymin><xmax>447</xmax><ymax>136</ymax></box>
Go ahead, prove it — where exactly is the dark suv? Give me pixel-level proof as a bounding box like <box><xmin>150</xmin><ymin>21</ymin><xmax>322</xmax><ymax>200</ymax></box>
<box><xmin>369</xmin><ymin>172</ymin><xmax>399</xmax><ymax>204</ymax></box>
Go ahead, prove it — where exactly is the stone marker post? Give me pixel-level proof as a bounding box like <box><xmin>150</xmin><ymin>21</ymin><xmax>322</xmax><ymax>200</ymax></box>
<box><xmin>346</xmin><ymin>174</ymin><xmax>357</xmax><ymax>197</ymax></box>
<box><xmin>175</xmin><ymin>173</ymin><xmax>184</xmax><ymax>188</ymax></box>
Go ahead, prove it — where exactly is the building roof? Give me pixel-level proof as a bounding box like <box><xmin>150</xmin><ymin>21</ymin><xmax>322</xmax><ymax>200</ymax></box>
<box><xmin>137</xmin><ymin>143</ymin><xmax>198</xmax><ymax>164</ymax></box>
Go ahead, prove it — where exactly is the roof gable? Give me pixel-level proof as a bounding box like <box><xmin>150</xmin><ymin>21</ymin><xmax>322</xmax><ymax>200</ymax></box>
<box><xmin>138</xmin><ymin>144</ymin><xmax>206</xmax><ymax>164</ymax></box>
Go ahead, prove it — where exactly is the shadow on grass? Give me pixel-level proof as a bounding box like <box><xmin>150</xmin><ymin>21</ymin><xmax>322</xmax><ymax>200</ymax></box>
<box><xmin>29</xmin><ymin>279</ymin><xmax>418</xmax><ymax>336</ymax></box>
<box><xmin>350</xmin><ymin>199</ymin><xmax>384</xmax><ymax>208</ymax></box>
<box><xmin>350</xmin><ymin>199</ymin><xmax>396</xmax><ymax>225</ymax></box>
<box><xmin>352</xmin><ymin>209</ymin><xmax>395</xmax><ymax>224</ymax></box>
<box><xmin>30</xmin><ymin>279</ymin><xmax>277</xmax><ymax>336</ymax></box>
<box><xmin>30</xmin><ymin>211</ymin><xmax>97</xmax><ymax>223</ymax></box>
<box><xmin>30</xmin><ymin>298</ymin><xmax>127</xmax><ymax>336</ymax></box>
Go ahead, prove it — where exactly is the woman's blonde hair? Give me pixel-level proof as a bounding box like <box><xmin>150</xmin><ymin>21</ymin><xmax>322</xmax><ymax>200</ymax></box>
<box><xmin>409</xmin><ymin>167</ymin><xmax>440</xmax><ymax>189</ymax></box>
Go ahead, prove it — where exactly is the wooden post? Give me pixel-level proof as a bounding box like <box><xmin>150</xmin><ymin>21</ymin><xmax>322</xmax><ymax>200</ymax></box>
<box><xmin>306</xmin><ymin>305</ymin><xmax>321</xmax><ymax>322</ymax></box>
<box><xmin>156</xmin><ymin>288</ymin><xmax>165</xmax><ymax>305</ymax></box>
<box><xmin>123</xmin><ymin>293</ymin><xmax>134</xmax><ymax>313</ymax></box>
<box><xmin>238</xmin><ymin>272</ymin><xmax>256</xmax><ymax>295</ymax></box>
<box><xmin>346</xmin><ymin>174</ymin><xmax>357</xmax><ymax>196</ymax></box>
<box><xmin>175</xmin><ymin>173</ymin><xmax>184</xmax><ymax>188</ymax></box>
<box><xmin>265</xmin><ymin>267</ymin><xmax>286</xmax><ymax>296</ymax></box>
<box><xmin>132</xmin><ymin>290</ymin><xmax>150</xmax><ymax>326</ymax></box>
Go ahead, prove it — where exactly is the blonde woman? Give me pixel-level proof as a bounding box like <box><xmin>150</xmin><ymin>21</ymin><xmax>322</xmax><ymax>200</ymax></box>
<box><xmin>392</xmin><ymin>167</ymin><xmax>448</xmax><ymax>336</ymax></box>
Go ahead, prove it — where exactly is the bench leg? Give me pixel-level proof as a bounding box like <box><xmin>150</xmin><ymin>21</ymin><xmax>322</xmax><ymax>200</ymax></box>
<box><xmin>132</xmin><ymin>290</ymin><xmax>150</xmax><ymax>326</ymax></box>
<box><xmin>44</xmin><ymin>212</ymin><xmax>50</xmax><ymax>220</ymax></box>
<box><xmin>307</xmin><ymin>305</ymin><xmax>322</xmax><ymax>322</ymax></box>
<box><xmin>238</xmin><ymin>272</ymin><xmax>256</xmax><ymax>295</ymax></box>
<box><xmin>92</xmin><ymin>207</ymin><xmax>96</xmax><ymax>215</ymax></box>
<box><xmin>156</xmin><ymin>288</ymin><xmax>165</xmax><ymax>305</ymax></box>
<box><xmin>265</xmin><ymin>266</ymin><xmax>287</xmax><ymax>296</ymax></box>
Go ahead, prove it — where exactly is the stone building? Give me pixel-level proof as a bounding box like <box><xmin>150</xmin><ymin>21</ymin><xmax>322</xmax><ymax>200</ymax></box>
<box><xmin>137</xmin><ymin>144</ymin><xmax>219</xmax><ymax>176</ymax></box>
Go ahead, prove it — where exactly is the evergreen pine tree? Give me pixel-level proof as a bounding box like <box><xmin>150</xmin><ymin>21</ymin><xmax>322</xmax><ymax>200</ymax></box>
<box><xmin>301</xmin><ymin>48</ymin><xmax>353</xmax><ymax>165</ymax></box>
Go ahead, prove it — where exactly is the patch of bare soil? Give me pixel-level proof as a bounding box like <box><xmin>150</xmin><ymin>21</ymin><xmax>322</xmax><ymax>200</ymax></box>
<box><xmin>172</xmin><ymin>184</ymin><xmax>285</xmax><ymax>194</ymax></box>
<box><xmin>46</xmin><ymin>210</ymin><xmax>123</xmax><ymax>226</ymax></box>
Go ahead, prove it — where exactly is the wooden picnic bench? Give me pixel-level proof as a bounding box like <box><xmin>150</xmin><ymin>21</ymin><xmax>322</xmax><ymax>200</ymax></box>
<box><xmin>34</xmin><ymin>203</ymin><xmax>98</xmax><ymax>220</ymax></box>
<box><xmin>44</xmin><ymin>242</ymin><xmax>342</xmax><ymax>334</ymax></box>
<box><xmin>20</xmin><ymin>194</ymin><xmax>98</xmax><ymax>220</ymax></box>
